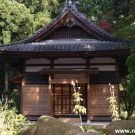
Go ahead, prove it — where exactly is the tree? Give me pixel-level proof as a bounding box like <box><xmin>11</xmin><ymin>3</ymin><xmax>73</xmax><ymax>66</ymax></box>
<box><xmin>0</xmin><ymin>0</ymin><xmax>33</xmax><ymax>44</ymax></box>
<box><xmin>120</xmin><ymin>78</ymin><xmax>135</xmax><ymax>119</ymax></box>
<box><xmin>15</xmin><ymin>0</ymin><xmax>59</xmax><ymax>33</ymax></box>
<box><xmin>98</xmin><ymin>20</ymin><xmax>113</xmax><ymax>33</ymax></box>
<box><xmin>114</xmin><ymin>9</ymin><xmax>135</xmax><ymax>41</ymax></box>
<box><xmin>126</xmin><ymin>46</ymin><xmax>135</xmax><ymax>100</ymax></box>
<box><xmin>75</xmin><ymin>0</ymin><xmax>131</xmax><ymax>33</ymax></box>
<box><xmin>76</xmin><ymin>0</ymin><xmax>110</xmax><ymax>21</ymax></box>
<box><xmin>122</xmin><ymin>46</ymin><xmax>135</xmax><ymax>119</ymax></box>
<box><xmin>109</xmin><ymin>0</ymin><xmax>131</xmax><ymax>18</ymax></box>
<box><xmin>113</xmin><ymin>0</ymin><xmax>135</xmax><ymax>41</ymax></box>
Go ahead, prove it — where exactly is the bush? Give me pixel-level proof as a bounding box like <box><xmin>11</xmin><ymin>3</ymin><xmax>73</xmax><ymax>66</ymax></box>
<box><xmin>83</xmin><ymin>126</ymin><xmax>106</xmax><ymax>134</ymax></box>
<box><xmin>0</xmin><ymin>100</ymin><xmax>30</xmax><ymax>135</ymax></box>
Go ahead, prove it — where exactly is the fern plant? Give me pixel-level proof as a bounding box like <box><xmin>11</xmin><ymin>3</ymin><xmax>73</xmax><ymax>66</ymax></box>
<box><xmin>71</xmin><ymin>80</ymin><xmax>86</xmax><ymax>130</ymax></box>
<box><xmin>106</xmin><ymin>83</ymin><xmax>120</xmax><ymax>121</ymax></box>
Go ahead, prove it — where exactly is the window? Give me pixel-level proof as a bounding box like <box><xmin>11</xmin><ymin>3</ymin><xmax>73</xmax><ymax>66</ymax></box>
<box><xmin>53</xmin><ymin>84</ymin><xmax>87</xmax><ymax>114</ymax></box>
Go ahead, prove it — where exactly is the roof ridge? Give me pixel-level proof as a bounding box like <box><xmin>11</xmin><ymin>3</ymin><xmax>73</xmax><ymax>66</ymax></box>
<box><xmin>62</xmin><ymin>0</ymin><xmax>77</xmax><ymax>12</ymax></box>
<box><xmin>69</xmin><ymin>7</ymin><xmax>119</xmax><ymax>41</ymax></box>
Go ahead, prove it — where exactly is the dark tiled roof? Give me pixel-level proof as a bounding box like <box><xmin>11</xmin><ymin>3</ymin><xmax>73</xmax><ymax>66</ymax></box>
<box><xmin>0</xmin><ymin>39</ymin><xmax>133</xmax><ymax>52</ymax></box>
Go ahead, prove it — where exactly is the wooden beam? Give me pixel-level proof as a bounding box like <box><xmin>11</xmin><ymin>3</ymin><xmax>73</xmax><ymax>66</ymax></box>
<box><xmin>51</xmin><ymin>79</ymin><xmax>87</xmax><ymax>84</ymax></box>
<box><xmin>87</xmin><ymin>73</ymin><xmax>90</xmax><ymax>123</ymax></box>
<box><xmin>40</xmin><ymin>68</ymin><xmax>98</xmax><ymax>74</ymax></box>
<box><xmin>49</xmin><ymin>74</ymin><xmax>53</xmax><ymax>116</ymax></box>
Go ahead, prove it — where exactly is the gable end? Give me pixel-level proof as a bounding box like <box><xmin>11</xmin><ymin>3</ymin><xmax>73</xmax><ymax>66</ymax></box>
<box><xmin>44</xmin><ymin>26</ymin><xmax>98</xmax><ymax>40</ymax></box>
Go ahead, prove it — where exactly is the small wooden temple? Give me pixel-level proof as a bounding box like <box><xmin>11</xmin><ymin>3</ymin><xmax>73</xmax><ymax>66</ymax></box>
<box><xmin>0</xmin><ymin>0</ymin><xmax>134</xmax><ymax>122</ymax></box>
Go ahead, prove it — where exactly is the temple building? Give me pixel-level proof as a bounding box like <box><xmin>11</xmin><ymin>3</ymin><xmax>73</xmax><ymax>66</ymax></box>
<box><xmin>0</xmin><ymin>0</ymin><xmax>134</xmax><ymax>122</ymax></box>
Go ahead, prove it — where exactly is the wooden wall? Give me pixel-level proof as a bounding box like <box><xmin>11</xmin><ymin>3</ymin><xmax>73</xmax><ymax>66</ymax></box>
<box><xmin>23</xmin><ymin>57</ymin><xmax>118</xmax><ymax>121</ymax></box>
<box><xmin>22</xmin><ymin>85</ymin><xmax>50</xmax><ymax>116</ymax></box>
<box><xmin>88</xmin><ymin>84</ymin><xmax>119</xmax><ymax>120</ymax></box>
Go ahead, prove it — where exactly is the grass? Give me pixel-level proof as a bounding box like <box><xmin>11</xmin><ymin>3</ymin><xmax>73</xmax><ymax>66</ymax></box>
<box><xmin>83</xmin><ymin>125</ymin><xmax>107</xmax><ymax>134</ymax></box>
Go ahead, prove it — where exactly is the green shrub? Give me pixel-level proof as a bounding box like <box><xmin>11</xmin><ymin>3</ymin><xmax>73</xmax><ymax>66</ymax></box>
<box><xmin>0</xmin><ymin>100</ymin><xmax>30</xmax><ymax>135</ymax></box>
<box><xmin>106</xmin><ymin>83</ymin><xmax>120</xmax><ymax>121</ymax></box>
<box><xmin>83</xmin><ymin>126</ymin><xmax>106</xmax><ymax>134</ymax></box>
<box><xmin>3</xmin><ymin>89</ymin><xmax>21</xmax><ymax>113</ymax></box>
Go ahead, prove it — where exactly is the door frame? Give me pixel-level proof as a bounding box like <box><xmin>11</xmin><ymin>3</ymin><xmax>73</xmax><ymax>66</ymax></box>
<box><xmin>51</xmin><ymin>79</ymin><xmax>87</xmax><ymax>118</ymax></box>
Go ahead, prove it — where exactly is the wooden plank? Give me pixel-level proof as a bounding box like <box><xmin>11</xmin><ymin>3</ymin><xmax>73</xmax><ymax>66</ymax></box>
<box><xmin>22</xmin><ymin>85</ymin><xmax>50</xmax><ymax>116</ymax></box>
<box><xmin>88</xmin><ymin>84</ymin><xmax>119</xmax><ymax>117</ymax></box>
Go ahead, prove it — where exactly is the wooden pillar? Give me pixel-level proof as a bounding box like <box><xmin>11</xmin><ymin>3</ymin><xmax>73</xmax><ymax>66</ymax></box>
<box><xmin>86</xmin><ymin>58</ymin><xmax>90</xmax><ymax>123</ymax></box>
<box><xmin>4</xmin><ymin>62</ymin><xmax>8</xmax><ymax>103</ymax></box>
<box><xmin>21</xmin><ymin>78</ymin><xmax>25</xmax><ymax>114</ymax></box>
<box><xmin>87</xmin><ymin>73</ymin><xmax>90</xmax><ymax>123</ymax></box>
<box><xmin>49</xmin><ymin>74</ymin><xmax>53</xmax><ymax>116</ymax></box>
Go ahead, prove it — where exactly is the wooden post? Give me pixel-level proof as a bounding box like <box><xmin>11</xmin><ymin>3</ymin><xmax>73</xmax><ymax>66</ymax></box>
<box><xmin>86</xmin><ymin>58</ymin><xmax>90</xmax><ymax>123</ymax></box>
<box><xmin>49</xmin><ymin>74</ymin><xmax>53</xmax><ymax>116</ymax></box>
<box><xmin>4</xmin><ymin>62</ymin><xmax>8</xmax><ymax>103</ymax></box>
<box><xmin>87</xmin><ymin>73</ymin><xmax>90</xmax><ymax>124</ymax></box>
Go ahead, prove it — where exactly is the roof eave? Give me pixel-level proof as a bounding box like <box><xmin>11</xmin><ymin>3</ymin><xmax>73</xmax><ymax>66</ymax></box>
<box><xmin>0</xmin><ymin>49</ymin><xmax>130</xmax><ymax>58</ymax></box>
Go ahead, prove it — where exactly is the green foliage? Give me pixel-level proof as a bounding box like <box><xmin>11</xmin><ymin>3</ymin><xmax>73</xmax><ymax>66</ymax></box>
<box><xmin>32</xmin><ymin>10</ymin><xmax>52</xmax><ymax>34</ymax></box>
<box><xmin>15</xmin><ymin>0</ymin><xmax>59</xmax><ymax>33</ymax></box>
<box><xmin>73</xmin><ymin>92</ymin><xmax>83</xmax><ymax>103</ymax></box>
<box><xmin>1</xmin><ymin>88</ymin><xmax>21</xmax><ymax>113</ymax></box>
<box><xmin>120</xmin><ymin>78</ymin><xmax>135</xmax><ymax>119</ymax></box>
<box><xmin>106</xmin><ymin>83</ymin><xmax>120</xmax><ymax>121</ymax></box>
<box><xmin>0</xmin><ymin>100</ymin><xmax>29</xmax><ymax>135</ymax></box>
<box><xmin>0</xmin><ymin>62</ymin><xmax>17</xmax><ymax>100</ymax></box>
<box><xmin>15</xmin><ymin>0</ymin><xmax>59</xmax><ymax>13</ymax></box>
<box><xmin>75</xmin><ymin>0</ymin><xmax>134</xmax><ymax>36</ymax></box>
<box><xmin>8</xmin><ymin>89</ymin><xmax>21</xmax><ymax>112</ymax></box>
<box><xmin>71</xmin><ymin>80</ymin><xmax>86</xmax><ymax>129</ymax></box>
<box><xmin>0</xmin><ymin>61</ymin><xmax>17</xmax><ymax>99</ymax></box>
<box><xmin>73</xmin><ymin>105</ymin><xmax>86</xmax><ymax>115</ymax></box>
<box><xmin>0</xmin><ymin>0</ymin><xmax>133</xmax><ymax>43</ymax></box>
<box><xmin>83</xmin><ymin>126</ymin><xmax>106</xmax><ymax>134</ymax></box>
<box><xmin>120</xmin><ymin>46</ymin><xmax>135</xmax><ymax>119</ymax></box>
<box><xmin>126</xmin><ymin>46</ymin><xmax>135</xmax><ymax>100</ymax></box>
<box><xmin>0</xmin><ymin>0</ymin><xmax>33</xmax><ymax>44</ymax></box>
<box><xmin>113</xmin><ymin>0</ymin><xmax>135</xmax><ymax>40</ymax></box>
<box><xmin>77</xmin><ymin>0</ymin><xmax>131</xmax><ymax>22</ymax></box>
<box><xmin>115</xmin><ymin>14</ymin><xmax>135</xmax><ymax>41</ymax></box>
<box><xmin>77</xmin><ymin>0</ymin><xmax>111</xmax><ymax>21</ymax></box>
